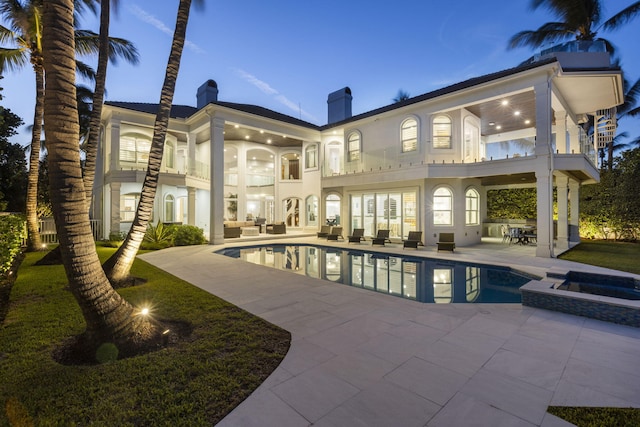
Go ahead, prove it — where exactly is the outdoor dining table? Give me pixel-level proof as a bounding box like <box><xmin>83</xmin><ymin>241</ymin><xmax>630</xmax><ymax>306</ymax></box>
<box><xmin>509</xmin><ymin>226</ymin><xmax>537</xmax><ymax>245</ymax></box>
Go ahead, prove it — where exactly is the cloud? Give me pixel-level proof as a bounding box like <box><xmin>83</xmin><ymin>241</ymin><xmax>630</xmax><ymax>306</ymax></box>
<box><xmin>128</xmin><ymin>4</ymin><xmax>205</xmax><ymax>54</ymax></box>
<box><xmin>233</xmin><ymin>68</ymin><xmax>318</xmax><ymax>122</ymax></box>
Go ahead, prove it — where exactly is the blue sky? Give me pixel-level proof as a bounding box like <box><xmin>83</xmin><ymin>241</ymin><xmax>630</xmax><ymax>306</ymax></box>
<box><xmin>2</xmin><ymin>0</ymin><xmax>640</xmax><ymax>146</ymax></box>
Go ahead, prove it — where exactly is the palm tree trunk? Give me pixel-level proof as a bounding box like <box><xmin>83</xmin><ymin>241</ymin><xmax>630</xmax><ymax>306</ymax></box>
<box><xmin>25</xmin><ymin>65</ymin><xmax>44</xmax><ymax>251</ymax></box>
<box><xmin>43</xmin><ymin>0</ymin><xmax>155</xmax><ymax>351</ymax></box>
<box><xmin>103</xmin><ymin>0</ymin><xmax>192</xmax><ymax>283</ymax></box>
<box><xmin>82</xmin><ymin>0</ymin><xmax>110</xmax><ymax>210</ymax></box>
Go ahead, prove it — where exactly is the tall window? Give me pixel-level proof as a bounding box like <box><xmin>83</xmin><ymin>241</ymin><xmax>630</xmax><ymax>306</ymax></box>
<box><xmin>164</xmin><ymin>141</ymin><xmax>175</xmax><ymax>169</ymax></box>
<box><xmin>433</xmin><ymin>187</ymin><xmax>453</xmax><ymax>225</ymax></box>
<box><xmin>433</xmin><ymin>115</ymin><xmax>452</xmax><ymax>149</ymax></box>
<box><xmin>164</xmin><ymin>194</ymin><xmax>175</xmax><ymax>222</ymax></box>
<box><xmin>305</xmin><ymin>144</ymin><xmax>318</xmax><ymax>169</ymax></box>
<box><xmin>465</xmin><ymin>188</ymin><xmax>479</xmax><ymax>225</ymax></box>
<box><xmin>325</xmin><ymin>194</ymin><xmax>341</xmax><ymax>225</ymax></box>
<box><xmin>401</xmin><ymin>118</ymin><xmax>418</xmax><ymax>152</ymax></box>
<box><xmin>281</xmin><ymin>152</ymin><xmax>300</xmax><ymax>180</ymax></box>
<box><xmin>347</xmin><ymin>132</ymin><xmax>360</xmax><ymax>162</ymax></box>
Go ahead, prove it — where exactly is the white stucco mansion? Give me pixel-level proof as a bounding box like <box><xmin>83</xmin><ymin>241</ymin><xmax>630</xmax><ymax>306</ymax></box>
<box><xmin>94</xmin><ymin>41</ymin><xmax>623</xmax><ymax>258</ymax></box>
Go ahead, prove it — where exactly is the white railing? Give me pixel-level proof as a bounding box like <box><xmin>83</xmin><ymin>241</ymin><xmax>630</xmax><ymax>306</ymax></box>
<box><xmin>23</xmin><ymin>218</ymin><xmax>104</xmax><ymax>245</ymax></box>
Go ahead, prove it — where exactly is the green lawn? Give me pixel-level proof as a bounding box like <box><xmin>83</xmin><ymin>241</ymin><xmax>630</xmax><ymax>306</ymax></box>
<box><xmin>0</xmin><ymin>247</ymin><xmax>290</xmax><ymax>426</ymax></box>
<box><xmin>558</xmin><ymin>240</ymin><xmax>640</xmax><ymax>275</ymax></box>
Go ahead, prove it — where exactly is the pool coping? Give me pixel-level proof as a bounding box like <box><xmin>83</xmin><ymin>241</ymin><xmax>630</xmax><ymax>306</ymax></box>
<box><xmin>521</xmin><ymin>279</ymin><xmax>640</xmax><ymax>328</ymax></box>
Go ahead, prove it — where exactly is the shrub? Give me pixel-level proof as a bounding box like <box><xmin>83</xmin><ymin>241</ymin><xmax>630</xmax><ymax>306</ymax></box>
<box><xmin>142</xmin><ymin>221</ymin><xmax>176</xmax><ymax>250</ymax></box>
<box><xmin>0</xmin><ymin>214</ymin><xmax>26</xmax><ymax>275</ymax></box>
<box><xmin>173</xmin><ymin>225</ymin><xmax>206</xmax><ymax>246</ymax></box>
<box><xmin>102</xmin><ymin>231</ymin><xmax>126</xmax><ymax>248</ymax></box>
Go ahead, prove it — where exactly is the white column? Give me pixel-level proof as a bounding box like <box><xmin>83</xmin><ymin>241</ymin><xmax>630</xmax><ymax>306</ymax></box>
<box><xmin>187</xmin><ymin>186</ymin><xmax>196</xmax><ymax>226</ymax></box>
<box><xmin>556</xmin><ymin>175</ymin><xmax>569</xmax><ymax>250</ymax></box>
<box><xmin>109</xmin><ymin>182</ymin><xmax>121</xmax><ymax>237</ymax></box>
<box><xmin>109</xmin><ymin>120</ymin><xmax>121</xmax><ymax>172</ymax></box>
<box><xmin>569</xmin><ymin>180</ymin><xmax>581</xmax><ymax>245</ymax></box>
<box><xmin>209</xmin><ymin>115</ymin><xmax>225</xmax><ymax>244</ymax></box>
<box><xmin>554</xmin><ymin>110</ymin><xmax>567</xmax><ymax>154</ymax></box>
<box><xmin>187</xmin><ymin>131</ymin><xmax>196</xmax><ymax>176</ymax></box>
<box><xmin>568</xmin><ymin>117</ymin><xmax>581</xmax><ymax>154</ymax></box>
<box><xmin>534</xmin><ymin>80</ymin><xmax>554</xmax><ymax>257</ymax></box>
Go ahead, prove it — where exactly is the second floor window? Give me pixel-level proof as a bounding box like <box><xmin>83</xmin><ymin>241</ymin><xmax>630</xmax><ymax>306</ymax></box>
<box><xmin>347</xmin><ymin>132</ymin><xmax>360</xmax><ymax>162</ymax></box>
<box><xmin>120</xmin><ymin>135</ymin><xmax>151</xmax><ymax>164</ymax></box>
<box><xmin>305</xmin><ymin>144</ymin><xmax>317</xmax><ymax>169</ymax></box>
<box><xmin>433</xmin><ymin>115</ymin><xmax>452</xmax><ymax>149</ymax></box>
<box><xmin>401</xmin><ymin>118</ymin><xmax>418</xmax><ymax>152</ymax></box>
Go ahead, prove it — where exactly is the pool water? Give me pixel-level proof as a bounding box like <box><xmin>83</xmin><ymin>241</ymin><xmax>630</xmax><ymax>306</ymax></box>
<box><xmin>216</xmin><ymin>244</ymin><xmax>535</xmax><ymax>304</ymax></box>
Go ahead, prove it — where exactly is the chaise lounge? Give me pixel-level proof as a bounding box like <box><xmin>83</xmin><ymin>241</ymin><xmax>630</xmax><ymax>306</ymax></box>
<box><xmin>403</xmin><ymin>231</ymin><xmax>423</xmax><ymax>249</ymax></box>
<box><xmin>317</xmin><ymin>225</ymin><xmax>331</xmax><ymax>238</ymax></box>
<box><xmin>348</xmin><ymin>228</ymin><xmax>365</xmax><ymax>243</ymax></box>
<box><xmin>327</xmin><ymin>226</ymin><xmax>344</xmax><ymax>241</ymax></box>
<box><xmin>437</xmin><ymin>232</ymin><xmax>455</xmax><ymax>251</ymax></box>
<box><xmin>372</xmin><ymin>229</ymin><xmax>391</xmax><ymax>246</ymax></box>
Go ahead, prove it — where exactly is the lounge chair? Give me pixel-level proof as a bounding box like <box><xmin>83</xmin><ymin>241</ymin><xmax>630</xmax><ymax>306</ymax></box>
<box><xmin>437</xmin><ymin>232</ymin><xmax>455</xmax><ymax>251</ymax></box>
<box><xmin>348</xmin><ymin>228</ymin><xmax>365</xmax><ymax>243</ymax></box>
<box><xmin>266</xmin><ymin>222</ymin><xmax>286</xmax><ymax>234</ymax></box>
<box><xmin>326</xmin><ymin>226</ymin><xmax>344</xmax><ymax>241</ymax></box>
<box><xmin>403</xmin><ymin>231</ymin><xmax>423</xmax><ymax>249</ymax></box>
<box><xmin>372</xmin><ymin>229</ymin><xmax>391</xmax><ymax>246</ymax></box>
<box><xmin>317</xmin><ymin>225</ymin><xmax>331</xmax><ymax>238</ymax></box>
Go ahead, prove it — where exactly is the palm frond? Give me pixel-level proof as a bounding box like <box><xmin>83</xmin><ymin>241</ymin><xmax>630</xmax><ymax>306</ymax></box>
<box><xmin>76</xmin><ymin>60</ymin><xmax>96</xmax><ymax>82</ymax></box>
<box><xmin>74</xmin><ymin>29</ymin><xmax>139</xmax><ymax>65</ymax></box>
<box><xmin>508</xmin><ymin>22</ymin><xmax>571</xmax><ymax>49</ymax></box>
<box><xmin>0</xmin><ymin>46</ymin><xmax>28</xmax><ymax>72</ymax></box>
<box><xmin>106</xmin><ymin>36</ymin><xmax>139</xmax><ymax>65</ymax></box>
<box><xmin>602</xmin><ymin>1</ymin><xmax>640</xmax><ymax>31</ymax></box>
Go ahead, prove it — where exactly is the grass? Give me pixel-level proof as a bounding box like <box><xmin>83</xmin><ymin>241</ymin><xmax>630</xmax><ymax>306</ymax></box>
<box><xmin>558</xmin><ymin>239</ymin><xmax>640</xmax><ymax>275</ymax></box>
<box><xmin>548</xmin><ymin>406</ymin><xmax>640</xmax><ymax>427</ymax></box>
<box><xmin>0</xmin><ymin>247</ymin><xmax>290</xmax><ymax>426</ymax></box>
<box><xmin>553</xmin><ymin>239</ymin><xmax>640</xmax><ymax>426</ymax></box>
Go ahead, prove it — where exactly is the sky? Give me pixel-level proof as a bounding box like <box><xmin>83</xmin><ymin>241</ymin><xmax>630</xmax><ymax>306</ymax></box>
<box><xmin>2</xmin><ymin>0</ymin><xmax>640</xmax><ymax>147</ymax></box>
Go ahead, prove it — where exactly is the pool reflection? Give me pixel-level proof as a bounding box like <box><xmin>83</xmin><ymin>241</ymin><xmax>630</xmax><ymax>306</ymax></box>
<box><xmin>221</xmin><ymin>244</ymin><xmax>531</xmax><ymax>304</ymax></box>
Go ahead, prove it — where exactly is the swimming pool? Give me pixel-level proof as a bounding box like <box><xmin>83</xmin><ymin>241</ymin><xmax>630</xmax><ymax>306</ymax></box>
<box><xmin>216</xmin><ymin>244</ymin><xmax>536</xmax><ymax>304</ymax></box>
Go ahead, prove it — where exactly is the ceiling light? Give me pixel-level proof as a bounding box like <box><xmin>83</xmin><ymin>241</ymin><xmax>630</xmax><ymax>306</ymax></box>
<box><xmin>489</xmin><ymin>122</ymin><xmax>495</xmax><ymax>126</ymax></box>
<box><xmin>245</xmin><ymin>135</ymin><xmax>249</xmax><ymax>139</ymax></box>
<box><xmin>525</xmin><ymin>119</ymin><xmax>531</xmax><ymax>125</ymax></box>
<box><xmin>234</xmin><ymin>124</ymin><xmax>239</xmax><ymax>128</ymax></box>
<box><xmin>260</xmin><ymin>130</ymin><xmax>264</xmax><ymax>134</ymax></box>
<box><xmin>496</xmin><ymin>125</ymin><xmax>502</xmax><ymax>130</ymax></box>
<box><xmin>514</xmin><ymin>111</ymin><xmax>521</xmax><ymax>116</ymax></box>
<box><xmin>501</xmin><ymin>100</ymin><xmax>508</xmax><ymax>106</ymax></box>
<box><xmin>267</xmin><ymin>139</ymin><xmax>272</xmax><ymax>144</ymax></box>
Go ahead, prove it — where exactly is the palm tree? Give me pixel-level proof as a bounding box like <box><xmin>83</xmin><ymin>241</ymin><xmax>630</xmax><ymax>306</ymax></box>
<box><xmin>0</xmin><ymin>0</ymin><xmax>137</xmax><ymax>251</ymax></box>
<box><xmin>508</xmin><ymin>0</ymin><xmax>640</xmax><ymax>54</ymax></box>
<box><xmin>103</xmin><ymin>0</ymin><xmax>203</xmax><ymax>284</ymax></box>
<box><xmin>508</xmin><ymin>0</ymin><xmax>640</xmax><ymax>170</ymax></box>
<box><xmin>42</xmin><ymin>0</ymin><xmax>158</xmax><ymax>357</ymax></box>
<box><xmin>393</xmin><ymin>89</ymin><xmax>410</xmax><ymax>103</ymax></box>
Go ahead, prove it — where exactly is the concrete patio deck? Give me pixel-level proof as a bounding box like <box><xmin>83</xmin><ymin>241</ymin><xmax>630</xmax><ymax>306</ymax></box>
<box><xmin>139</xmin><ymin>237</ymin><xmax>640</xmax><ymax>427</ymax></box>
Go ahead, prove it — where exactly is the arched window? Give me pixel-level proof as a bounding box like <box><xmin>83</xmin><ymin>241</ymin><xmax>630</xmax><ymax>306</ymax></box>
<box><xmin>401</xmin><ymin>118</ymin><xmax>418</xmax><ymax>152</ymax></box>
<box><xmin>433</xmin><ymin>115</ymin><xmax>452</xmax><ymax>149</ymax></box>
<box><xmin>325</xmin><ymin>194</ymin><xmax>341</xmax><ymax>225</ymax></box>
<box><xmin>347</xmin><ymin>132</ymin><xmax>360</xmax><ymax>162</ymax></box>
<box><xmin>305</xmin><ymin>144</ymin><xmax>318</xmax><ymax>169</ymax></box>
<box><xmin>465</xmin><ymin>188</ymin><xmax>480</xmax><ymax>225</ymax></box>
<box><xmin>306</xmin><ymin>195</ymin><xmax>318</xmax><ymax>226</ymax></box>
<box><xmin>164</xmin><ymin>194</ymin><xmax>175</xmax><ymax>223</ymax></box>
<box><xmin>120</xmin><ymin>133</ymin><xmax>151</xmax><ymax>165</ymax></box>
<box><xmin>433</xmin><ymin>187</ymin><xmax>453</xmax><ymax>225</ymax></box>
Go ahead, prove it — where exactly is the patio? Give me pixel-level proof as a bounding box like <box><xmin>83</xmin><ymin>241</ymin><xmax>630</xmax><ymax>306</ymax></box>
<box><xmin>140</xmin><ymin>237</ymin><xmax>640</xmax><ymax>427</ymax></box>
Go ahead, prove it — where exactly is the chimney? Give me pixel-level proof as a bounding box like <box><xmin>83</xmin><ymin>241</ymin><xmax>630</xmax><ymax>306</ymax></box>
<box><xmin>327</xmin><ymin>87</ymin><xmax>352</xmax><ymax>124</ymax></box>
<box><xmin>197</xmin><ymin>79</ymin><xmax>218</xmax><ymax>109</ymax></box>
